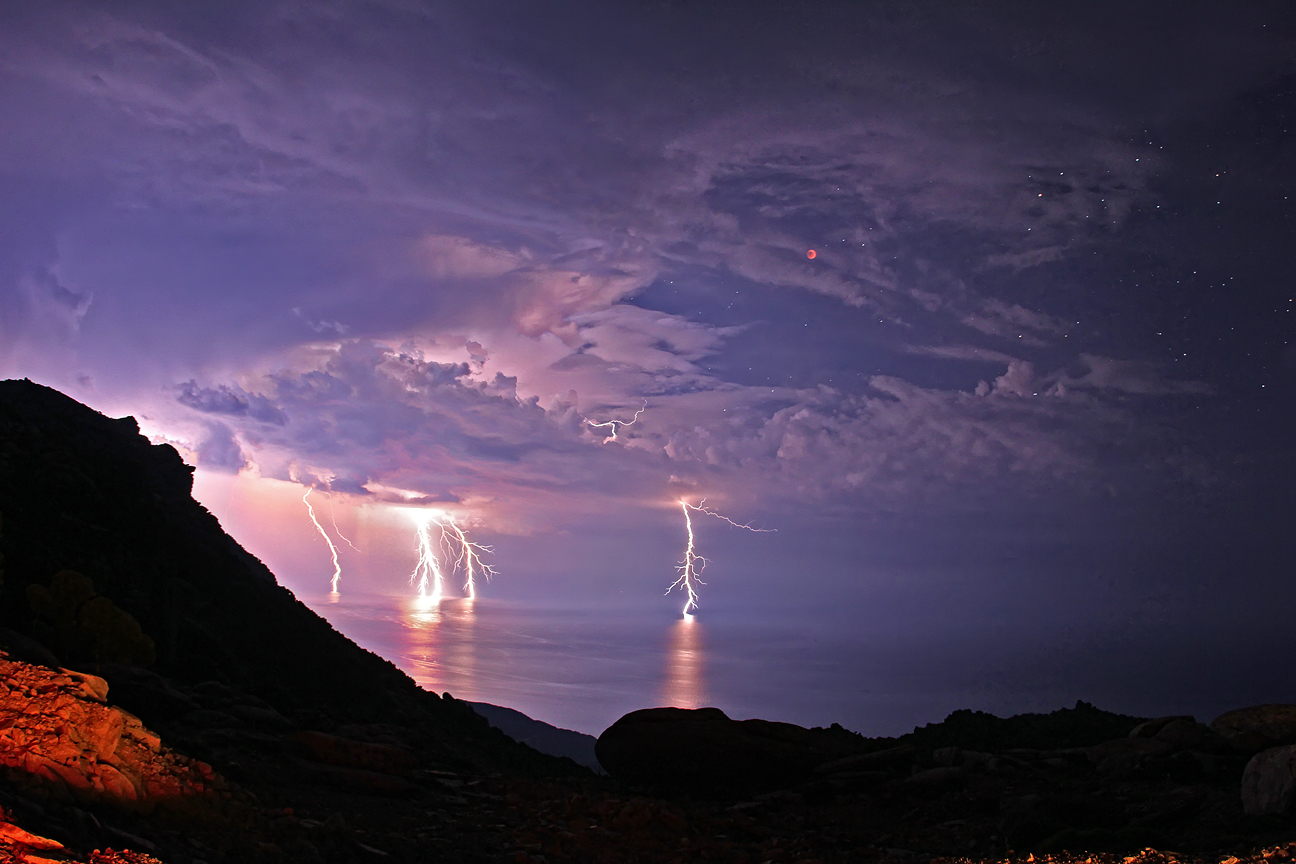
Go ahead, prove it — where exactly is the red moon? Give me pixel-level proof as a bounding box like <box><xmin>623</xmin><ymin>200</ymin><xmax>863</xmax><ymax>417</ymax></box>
<box><xmin>806</xmin><ymin>249</ymin><xmax>817</xmax><ymax>259</ymax></box>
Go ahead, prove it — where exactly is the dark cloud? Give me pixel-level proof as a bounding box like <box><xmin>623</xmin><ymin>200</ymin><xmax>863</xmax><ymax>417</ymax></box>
<box><xmin>177</xmin><ymin>381</ymin><xmax>288</xmax><ymax>425</ymax></box>
<box><xmin>0</xmin><ymin>0</ymin><xmax>1288</xmax><ymax>540</ymax></box>
<box><xmin>195</xmin><ymin>421</ymin><xmax>246</xmax><ymax>473</ymax></box>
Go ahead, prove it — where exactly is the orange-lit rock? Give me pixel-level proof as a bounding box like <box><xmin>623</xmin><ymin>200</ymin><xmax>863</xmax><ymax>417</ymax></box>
<box><xmin>0</xmin><ymin>651</ymin><xmax>221</xmax><ymax>811</ymax></box>
<box><xmin>0</xmin><ymin>820</ymin><xmax>64</xmax><ymax>850</ymax></box>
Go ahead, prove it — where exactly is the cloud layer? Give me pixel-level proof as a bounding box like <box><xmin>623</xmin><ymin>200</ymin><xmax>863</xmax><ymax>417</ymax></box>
<box><xmin>0</xmin><ymin>0</ymin><xmax>1274</xmax><ymax>539</ymax></box>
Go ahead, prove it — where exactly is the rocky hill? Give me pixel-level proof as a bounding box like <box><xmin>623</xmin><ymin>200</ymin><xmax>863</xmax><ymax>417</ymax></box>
<box><xmin>469</xmin><ymin>702</ymin><xmax>603</xmax><ymax>774</ymax></box>
<box><xmin>0</xmin><ymin>379</ymin><xmax>570</xmax><ymax>774</ymax></box>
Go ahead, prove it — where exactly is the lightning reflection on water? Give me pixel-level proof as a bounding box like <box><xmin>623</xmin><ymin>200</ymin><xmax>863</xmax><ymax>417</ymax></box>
<box><xmin>661</xmin><ymin>613</ymin><xmax>705</xmax><ymax>708</ymax></box>
<box><xmin>402</xmin><ymin>597</ymin><xmax>478</xmax><ymax>698</ymax></box>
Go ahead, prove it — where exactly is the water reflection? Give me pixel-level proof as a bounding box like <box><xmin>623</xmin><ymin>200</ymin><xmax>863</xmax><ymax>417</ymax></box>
<box><xmin>401</xmin><ymin>598</ymin><xmax>478</xmax><ymax>698</ymax></box>
<box><xmin>661</xmin><ymin>613</ymin><xmax>705</xmax><ymax>708</ymax></box>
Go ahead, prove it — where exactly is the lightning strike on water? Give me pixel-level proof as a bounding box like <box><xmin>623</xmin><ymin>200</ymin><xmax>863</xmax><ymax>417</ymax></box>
<box><xmin>667</xmin><ymin>499</ymin><xmax>775</xmax><ymax>616</ymax></box>
<box><xmin>302</xmin><ymin>488</ymin><xmax>343</xmax><ymax>594</ymax></box>
<box><xmin>406</xmin><ymin>510</ymin><xmax>495</xmax><ymax>604</ymax></box>
<box><xmin>441</xmin><ymin>520</ymin><xmax>497</xmax><ymax>601</ymax></box>
<box><xmin>409</xmin><ymin>512</ymin><xmax>447</xmax><ymax>604</ymax></box>
<box><xmin>585</xmin><ymin>399</ymin><xmax>647</xmax><ymax>443</ymax></box>
<box><xmin>667</xmin><ymin>501</ymin><xmax>706</xmax><ymax>615</ymax></box>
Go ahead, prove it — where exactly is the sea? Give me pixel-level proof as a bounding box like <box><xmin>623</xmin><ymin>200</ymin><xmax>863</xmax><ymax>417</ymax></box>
<box><xmin>285</xmin><ymin>590</ymin><xmax>1285</xmax><ymax>739</ymax></box>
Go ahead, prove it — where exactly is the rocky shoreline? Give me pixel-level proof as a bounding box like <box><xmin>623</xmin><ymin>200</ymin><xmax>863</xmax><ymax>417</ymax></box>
<box><xmin>2</xmin><ymin>644</ymin><xmax>1296</xmax><ymax>863</ymax></box>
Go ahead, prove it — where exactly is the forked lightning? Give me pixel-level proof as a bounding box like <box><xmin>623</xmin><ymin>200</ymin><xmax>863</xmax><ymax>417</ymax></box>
<box><xmin>667</xmin><ymin>499</ymin><xmax>774</xmax><ymax>615</ymax></box>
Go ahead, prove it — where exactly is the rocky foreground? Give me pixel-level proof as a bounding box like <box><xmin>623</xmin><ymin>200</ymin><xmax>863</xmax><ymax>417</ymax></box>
<box><xmin>2</xmin><ymin>640</ymin><xmax>1296</xmax><ymax>863</ymax></box>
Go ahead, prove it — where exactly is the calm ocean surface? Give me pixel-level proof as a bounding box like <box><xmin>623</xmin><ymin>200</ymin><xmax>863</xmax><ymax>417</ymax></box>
<box><xmin>288</xmin><ymin>591</ymin><xmax>1278</xmax><ymax>738</ymax></box>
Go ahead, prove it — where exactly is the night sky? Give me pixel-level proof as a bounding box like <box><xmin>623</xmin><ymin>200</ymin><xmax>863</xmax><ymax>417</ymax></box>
<box><xmin>2</xmin><ymin>1</ymin><xmax>1295</xmax><ymax>733</ymax></box>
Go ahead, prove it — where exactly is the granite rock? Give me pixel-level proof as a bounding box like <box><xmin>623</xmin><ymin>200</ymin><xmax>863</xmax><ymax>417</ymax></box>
<box><xmin>0</xmin><ymin>651</ymin><xmax>220</xmax><ymax>811</ymax></box>
<box><xmin>1241</xmin><ymin>744</ymin><xmax>1296</xmax><ymax>816</ymax></box>
<box><xmin>1211</xmin><ymin>705</ymin><xmax>1296</xmax><ymax>753</ymax></box>
<box><xmin>595</xmin><ymin>706</ymin><xmax>863</xmax><ymax>789</ymax></box>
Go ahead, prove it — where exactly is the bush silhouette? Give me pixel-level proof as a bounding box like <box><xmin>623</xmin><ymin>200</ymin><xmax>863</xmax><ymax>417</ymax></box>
<box><xmin>26</xmin><ymin>570</ymin><xmax>155</xmax><ymax>666</ymax></box>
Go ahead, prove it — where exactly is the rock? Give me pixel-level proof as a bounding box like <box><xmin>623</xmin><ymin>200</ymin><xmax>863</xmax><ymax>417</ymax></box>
<box><xmin>901</xmin><ymin>701</ymin><xmax>1145</xmax><ymax>752</ymax></box>
<box><xmin>289</xmin><ymin>758</ymin><xmax>419</xmax><ymax>797</ymax></box>
<box><xmin>1129</xmin><ymin>716</ymin><xmax>1194</xmax><ymax>739</ymax></box>
<box><xmin>470</xmin><ymin>701</ymin><xmax>603</xmax><ymax>773</ymax></box>
<box><xmin>62</xmin><ymin>669</ymin><xmax>110</xmax><ymax>703</ymax></box>
<box><xmin>228</xmin><ymin>704</ymin><xmax>292</xmax><ymax>730</ymax></box>
<box><xmin>902</xmin><ymin>766</ymin><xmax>965</xmax><ymax>789</ymax></box>
<box><xmin>595</xmin><ymin>707</ymin><xmax>864</xmax><ymax>789</ymax></box>
<box><xmin>932</xmin><ymin>747</ymin><xmax>961</xmax><ymax>767</ymax></box>
<box><xmin>0</xmin><ymin>650</ymin><xmax>219</xmax><ymax>811</ymax></box>
<box><xmin>999</xmin><ymin>792</ymin><xmax>1128</xmax><ymax>851</ymax></box>
<box><xmin>0</xmin><ymin>821</ymin><xmax>64</xmax><ymax>850</ymax></box>
<box><xmin>1211</xmin><ymin>705</ymin><xmax>1296</xmax><ymax>753</ymax></box>
<box><xmin>1087</xmin><ymin>736</ymin><xmax>1173</xmax><ymax>775</ymax></box>
<box><xmin>814</xmin><ymin>745</ymin><xmax>916</xmax><ymax>775</ymax></box>
<box><xmin>1152</xmin><ymin>719</ymin><xmax>1208</xmax><ymax>750</ymax></box>
<box><xmin>0</xmin><ymin>627</ymin><xmax>59</xmax><ymax>668</ymax></box>
<box><xmin>97</xmin><ymin>664</ymin><xmax>200</xmax><ymax>724</ymax></box>
<box><xmin>286</xmin><ymin>730</ymin><xmax>416</xmax><ymax>776</ymax></box>
<box><xmin>1241</xmin><ymin>745</ymin><xmax>1296</xmax><ymax>815</ymax></box>
<box><xmin>180</xmin><ymin>709</ymin><xmax>245</xmax><ymax>730</ymax></box>
<box><xmin>959</xmin><ymin>750</ymin><xmax>998</xmax><ymax>768</ymax></box>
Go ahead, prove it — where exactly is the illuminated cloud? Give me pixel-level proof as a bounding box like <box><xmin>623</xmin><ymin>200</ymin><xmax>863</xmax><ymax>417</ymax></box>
<box><xmin>0</xmin><ymin>0</ymin><xmax>1265</xmax><ymax>539</ymax></box>
<box><xmin>195</xmin><ymin>421</ymin><xmax>247</xmax><ymax>474</ymax></box>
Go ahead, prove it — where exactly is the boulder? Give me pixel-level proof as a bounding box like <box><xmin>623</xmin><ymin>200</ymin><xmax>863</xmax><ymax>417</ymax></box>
<box><xmin>1242</xmin><ymin>745</ymin><xmax>1296</xmax><ymax>816</ymax></box>
<box><xmin>1151</xmin><ymin>718</ymin><xmax>1208</xmax><ymax>750</ymax></box>
<box><xmin>814</xmin><ymin>745</ymin><xmax>916</xmax><ymax>775</ymax></box>
<box><xmin>1211</xmin><ymin>705</ymin><xmax>1296</xmax><ymax>753</ymax></box>
<box><xmin>0</xmin><ymin>626</ymin><xmax>59</xmax><ymax>668</ymax></box>
<box><xmin>595</xmin><ymin>707</ymin><xmax>862</xmax><ymax>790</ymax></box>
<box><xmin>0</xmin><ymin>650</ymin><xmax>221</xmax><ymax>811</ymax></box>
<box><xmin>228</xmin><ymin>704</ymin><xmax>293</xmax><ymax>730</ymax></box>
<box><xmin>1129</xmin><ymin>716</ymin><xmax>1194</xmax><ymax>739</ymax></box>
<box><xmin>285</xmin><ymin>730</ymin><xmax>416</xmax><ymax>776</ymax></box>
<box><xmin>179</xmin><ymin>709</ymin><xmax>244</xmax><ymax>730</ymax></box>
<box><xmin>288</xmin><ymin>758</ymin><xmax>418</xmax><ymax>797</ymax></box>
<box><xmin>1087</xmin><ymin>736</ymin><xmax>1172</xmax><ymax>776</ymax></box>
<box><xmin>97</xmin><ymin>663</ymin><xmax>200</xmax><ymax>724</ymax></box>
<box><xmin>903</xmin><ymin>766</ymin><xmax>965</xmax><ymax>789</ymax></box>
<box><xmin>0</xmin><ymin>820</ymin><xmax>64</xmax><ymax>851</ymax></box>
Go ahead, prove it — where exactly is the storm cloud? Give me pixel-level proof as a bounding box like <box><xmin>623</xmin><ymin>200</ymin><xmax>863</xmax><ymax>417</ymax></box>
<box><xmin>0</xmin><ymin>0</ymin><xmax>1290</xmax><ymax>549</ymax></box>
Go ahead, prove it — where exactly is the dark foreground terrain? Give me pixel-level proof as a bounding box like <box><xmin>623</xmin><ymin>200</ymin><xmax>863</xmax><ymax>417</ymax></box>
<box><xmin>1</xmin><ymin>378</ymin><xmax>1294</xmax><ymax>864</ymax></box>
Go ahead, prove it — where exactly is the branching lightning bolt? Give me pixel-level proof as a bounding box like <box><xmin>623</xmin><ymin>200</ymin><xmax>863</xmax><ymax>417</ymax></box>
<box><xmin>585</xmin><ymin>399</ymin><xmax>647</xmax><ymax>443</ymax></box>
<box><xmin>409</xmin><ymin>512</ymin><xmax>447</xmax><ymax>603</ymax></box>
<box><xmin>667</xmin><ymin>501</ymin><xmax>706</xmax><ymax>616</ymax></box>
<box><xmin>303</xmin><ymin>488</ymin><xmax>343</xmax><ymax>593</ymax></box>
<box><xmin>690</xmin><ymin>503</ymin><xmax>775</xmax><ymax>533</ymax></box>
<box><xmin>329</xmin><ymin>496</ymin><xmax>360</xmax><ymax>551</ymax></box>
<box><xmin>441</xmin><ymin>520</ymin><xmax>496</xmax><ymax>600</ymax></box>
<box><xmin>407</xmin><ymin>510</ymin><xmax>495</xmax><ymax>604</ymax></box>
<box><xmin>667</xmin><ymin>499</ymin><xmax>775</xmax><ymax>616</ymax></box>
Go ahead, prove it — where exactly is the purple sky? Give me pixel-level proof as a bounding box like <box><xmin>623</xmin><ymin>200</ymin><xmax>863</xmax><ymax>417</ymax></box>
<box><xmin>3</xmin><ymin>1</ymin><xmax>1295</xmax><ymax>722</ymax></box>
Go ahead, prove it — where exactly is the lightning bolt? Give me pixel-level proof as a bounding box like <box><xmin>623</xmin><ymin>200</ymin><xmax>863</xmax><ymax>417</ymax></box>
<box><xmin>329</xmin><ymin>496</ymin><xmax>360</xmax><ymax>551</ymax></box>
<box><xmin>441</xmin><ymin>519</ymin><xmax>496</xmax><ymax>601</ymax></box>
<box><xmin>585</xmin><ymin>399</ymin><xmax>647</xmax><ymax>443</ymax></box>
<box><xmin>406</xmin><ymin>509</ymin><xmax>495</xmax><ymax>604</ymax></box>
<box><xmin>409</xmin><ymin>511</ymin><xmax>447</xmax><ymax>604</ymax></box>
<box><xmin>667</xmin><ymin>499</ymin><xmax>775</xmax><ymax>616</ymax></box>
<box><xmin>667</xmin><ymin>501</ymin><xmax>706</xmax><ymax>616</ymax></box>
<box><xmin>303</xmin><ymin>488</ymin><xmax>343</xmax><ymax>594</ymax></box>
